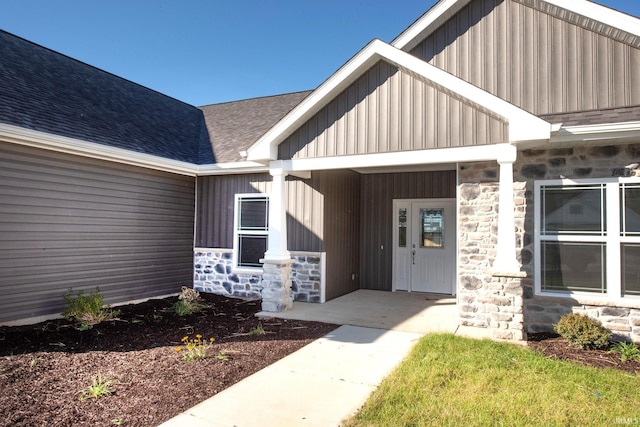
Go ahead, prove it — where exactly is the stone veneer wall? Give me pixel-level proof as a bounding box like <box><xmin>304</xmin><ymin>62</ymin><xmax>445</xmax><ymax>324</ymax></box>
<box><xmin>459</xmin><ymin>142</ymin><xmax>640</xmax><ymax>341</ymax></box>
<box><xmin>514</xmin><ymin>143</ymin><xmax>640</xmax><ymax>342</ymax></box>
<box><xmin>458</xmin><ymin>162</ymin><xmax>526</xmax><ymax>341</ymax></box>
<box><xmin>193</xmin><ymin>249</ymin><xmax>324</xmax><ymax>303</ymax></box>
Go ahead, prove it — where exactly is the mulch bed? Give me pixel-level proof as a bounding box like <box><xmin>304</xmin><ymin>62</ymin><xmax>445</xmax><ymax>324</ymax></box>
<box><xmin>527</xmin><ymin>332</ymin><xmax>640</xmax><ymax>374</ymax></box>
<box><xmin>0</xmin><ymin>293</ymin><xmax>337</xmax><ymax>427</ymax></box>
<box><xmin>2</xmin><ymin>295</ymin><xmax>639</xmax><ymax>427</ymax></box>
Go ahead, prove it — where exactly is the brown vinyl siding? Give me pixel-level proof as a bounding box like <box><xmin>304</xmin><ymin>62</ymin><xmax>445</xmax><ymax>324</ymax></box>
<box><xmin>410</xmin><ymin>0</ymin><xmax>640</xmax><ymax>115</ymax></box>
<box><xmin>195</xmin><ymin>174</ymin><xmax>271</xmax><ymax>248</ymax></box>
<box><xmin>316</xmin><ymin>171</ymin><xmax>361</xmax><ymax>300</ymax></box>
<box><xmin>278</xmin><ymin>61</ymin><xmax>508</xmax><ymax>160</ymax></box>
<box><xmin>359</xmin><ymin>170</ymin><xmax>456</xmax><ymax>291</ymax></box>
<box><xmin>0</xmin><ymin>142</ymin><xmax>195</xmax><ymax>323</ymax></box>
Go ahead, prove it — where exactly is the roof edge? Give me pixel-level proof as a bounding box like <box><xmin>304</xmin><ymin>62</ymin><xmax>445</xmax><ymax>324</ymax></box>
<box><xmin>0</xmin><ymin>123</ymin><xmax>198</xmax><ymax>176</ymax></box>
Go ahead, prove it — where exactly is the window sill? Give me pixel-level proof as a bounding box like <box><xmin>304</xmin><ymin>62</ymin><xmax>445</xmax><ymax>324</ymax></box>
<box><xmin>233</xmin><ymin>267</ymin><xmax>264</xmax><ymax>275</ymax></box>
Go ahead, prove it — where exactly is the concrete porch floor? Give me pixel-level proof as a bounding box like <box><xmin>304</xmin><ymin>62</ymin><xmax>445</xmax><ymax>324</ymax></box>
<box><xmin>257</xmin><ymin>289</ymin><xmax>461</xmax><ymax>335</ymax></box>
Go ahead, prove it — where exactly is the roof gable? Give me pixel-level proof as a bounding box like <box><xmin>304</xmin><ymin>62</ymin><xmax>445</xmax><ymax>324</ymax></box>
<box><xmin>393</xmin><ymin>0</ymin><xmax>640</xmax><ymax>52</ymax></box>
<box><xmin>0</xmin><ymin>30</ymin><xmax>213</xmax><ymax>165</ymax></box>
<box><xmin>247</xmin><ymin>39</ymin><xmax>550</xmax><ymax>162</ymax></box>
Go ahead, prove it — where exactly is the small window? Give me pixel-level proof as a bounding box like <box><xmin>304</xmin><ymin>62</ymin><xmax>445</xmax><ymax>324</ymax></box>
<box><xmin>398</xmin><ymin>208</ymin><xmax>407</xmax><ymax>248</ymax></box>
<box><xmin>420</xmin><ymin>208</ymin><xmax>444</xmax><ymax>248</ymax></box>
<box><xmin>235</xmin><ymin>195</ymin><xmax>268</xmax><ymax>268</ymax></box>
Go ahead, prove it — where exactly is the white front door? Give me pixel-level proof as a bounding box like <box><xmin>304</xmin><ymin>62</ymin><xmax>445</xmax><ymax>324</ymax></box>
<box><xmin>393</xmin><ymin>199</ymin><xmax>456</xmax><ymax>294</ymax></box>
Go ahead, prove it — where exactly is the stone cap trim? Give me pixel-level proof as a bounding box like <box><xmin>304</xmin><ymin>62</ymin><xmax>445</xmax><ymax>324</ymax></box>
<box><xmin>532</xmin><ymin>294</ymin><xmax>640</xmax><ymax>310</ymax></box>
<box><xmin>490</xmin><ymin>270</ymin><xmax>528</xmax><ymax>278</ymax></box>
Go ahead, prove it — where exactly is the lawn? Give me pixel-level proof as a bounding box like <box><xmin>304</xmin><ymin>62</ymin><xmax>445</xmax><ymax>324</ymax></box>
<box><xmin>344</xmin><ymin>334</ymin><xmax>640</xmax><ymax>426</ymax></box>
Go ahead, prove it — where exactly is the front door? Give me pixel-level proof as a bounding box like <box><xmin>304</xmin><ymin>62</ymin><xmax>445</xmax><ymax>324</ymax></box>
<box><xmin>393</xmin><ymin>199</ymin><xmax>455</xmax><ymax>294</ymax></box>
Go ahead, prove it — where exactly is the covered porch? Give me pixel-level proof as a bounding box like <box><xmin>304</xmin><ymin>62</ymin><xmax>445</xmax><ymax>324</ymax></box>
<box><xmin>258</xmin><ymin>289</ymin><xmax>462</xmax><ymax>335</ymax></box>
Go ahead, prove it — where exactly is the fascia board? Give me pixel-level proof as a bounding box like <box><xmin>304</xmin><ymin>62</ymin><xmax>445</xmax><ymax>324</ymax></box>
<box><xmin>247</xmin><ymin>39</ymin><xmax>550</xmax><ymax>163</ymax></box>
<box><xmin>392</xmin><ymin>0</ymin><xmax>472</xmax><ymax>51</ymax></box>
<box><xmin>543</xmin><ymin>0</ymin><xmax>640</xmax><ymax>38</ymax></box>
<box><xmin>281</xmin><ymin>144</ymin><xmax>516</xmax><ymax>172</ymax></box>
<box><xmin>549</xmin><ymin>121</ymin><xmax>640</xmax><ymax>143</ymax></box>
<box><xmin>0</xmin><ymin>123</ymin><xmax>199</xmax><ymax>176</ymax></box>
<box><xmin>196</xmin><ymin>162</ymin><xmax>269</xmax><ymax>176</ymax></box>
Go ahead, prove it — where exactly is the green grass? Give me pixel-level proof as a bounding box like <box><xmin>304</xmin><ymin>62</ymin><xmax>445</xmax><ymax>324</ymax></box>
<box><xmin>344</xmin><ymin>334</ymin><xmax>640</xmax><ymax>427</ymax></box>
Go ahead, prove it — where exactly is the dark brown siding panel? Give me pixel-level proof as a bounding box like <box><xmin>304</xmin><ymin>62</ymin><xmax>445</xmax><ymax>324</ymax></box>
<box><xmin>286</xmin><ymin>175</ymin><xmax>323</xmax><ymax>252</ymax></box>
<box><xmin>320</xmin><ymin>171</ymin><xmax>361</xmax><ymax>300</ymax></box>
<box><xmin>278</xmin><ymin>61</ymin><xmax>507</xmax><ymax>160</ymax></box>
<box><xmin>359</xmin><ymin>170</ymin><xmax>456</xmax><ymax>291</ymax></box>
<box><xmin>195</xmin><ymin>174</ymin><xmax>271</xmax><ymax>248</ymax></box>
<box><xmin>411</xmin><ymin>0</ymin><xmax>640</xmax><ymax>115</ymax></box>
<box><xmin>0</xmin><ymin>142</ymin><xmax>195</xmax><ymax>323</ymax></box>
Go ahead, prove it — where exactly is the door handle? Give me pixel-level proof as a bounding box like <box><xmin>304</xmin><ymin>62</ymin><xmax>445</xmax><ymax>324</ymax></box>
<box><xmin>412</xmin><ymin>249</ymin><xmax>416</xmax><ymax>265</ymax></box>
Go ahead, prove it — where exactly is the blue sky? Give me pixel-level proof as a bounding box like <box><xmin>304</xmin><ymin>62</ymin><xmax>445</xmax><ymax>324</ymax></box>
<box><xmin>2</xmin><ymin>0</ymin><xmax>639</xmax><ymax>107</ymax></box>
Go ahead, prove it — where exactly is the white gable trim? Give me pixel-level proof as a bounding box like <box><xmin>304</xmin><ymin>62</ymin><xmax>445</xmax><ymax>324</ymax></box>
<box><xmin>543</xmin><ymin>0</ymin><xmax>640</xmax><ymax>38</ymax></box>
<box><xmin>393</xmin><ymin>0</ymin><xmax>640</xmax><ymax>52</ymax></box>
<box><xmin>392</xmin><ymin>0</ymin><xmax>473</xmax><ymax>51</ymax></box>
<box><xmin>246</xmin><ymin>39</ymin><xmax>550</xmax><ymax>162</ymax></box>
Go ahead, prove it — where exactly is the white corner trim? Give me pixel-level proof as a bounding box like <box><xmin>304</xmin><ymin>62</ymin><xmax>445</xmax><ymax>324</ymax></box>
<box><xmin>544</xmin><ymin>0</ymin><xmax>640</xmax><ymax>38</ymax></box>
<box><xmin>246</xmin><ymin>39</ymin><xmax>550</xmax><ymax>162</ymax></box>
<box><xmin>0</xmin><ymin>123</ymin><xmax>199</xmax><ymax>176</ymax></box>
<box><xmin>550</xmin><ymin>121</ymin><xmax>640</xmax><ymax>143</ymax></box>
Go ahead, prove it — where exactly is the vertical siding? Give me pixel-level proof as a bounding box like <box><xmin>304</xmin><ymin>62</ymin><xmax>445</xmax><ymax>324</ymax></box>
<box><xmin>359</xmin><ymin>170</ymin><xmax>456</xmax><ymax>291</ymax></box>
<box><xmin>410</xmin><ymin>0</ymin><xmax>640</xmax><ymax>115</ymax></box>
<box><xmin>0</xmin><ymin>142</ymin><xmax>195</xmax><ymax>323</ymax></box>
<box><xmin>195</xmin><ymin>174</ymin><xmax>271</xmax><ymax>248</ymax></box>
<box><xmin>317</xmin><ymin>171</ymin><xmax>361</xmax><ymax>300</ymax></box>
<box><xmin>278</xmin><ymin>61</ymin><xmax>507</xmax><ymax>160</ymax></box>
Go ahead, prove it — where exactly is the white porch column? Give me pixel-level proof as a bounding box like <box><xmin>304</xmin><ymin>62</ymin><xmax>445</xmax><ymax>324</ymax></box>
<box><xmin>260</xmin><ymin>161</ymin><xmax>293</xmax><ymax>312</ymax></box>
<box><xmin>493</xmin><ymin>145</ymin><xmax>520</xmax><ymax>273</ymax></box>
<box><xmin>263</xmin><ymin>161</ymin><xmax>291</xmax><ymax>262</ymax></box>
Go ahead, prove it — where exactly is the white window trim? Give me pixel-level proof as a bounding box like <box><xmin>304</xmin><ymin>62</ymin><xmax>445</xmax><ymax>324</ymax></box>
<box><xmin>534</xmin><ymin>177</ymin><xmax>640</xmax><ymax>302</ymax></box>
<box><xmin>233</xmin><ymin>193</ymin><xmax>269</xmax><ymax>273</ymax></box>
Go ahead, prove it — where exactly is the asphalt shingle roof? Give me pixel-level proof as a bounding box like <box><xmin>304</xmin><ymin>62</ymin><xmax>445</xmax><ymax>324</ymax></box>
<box><xmin>199</xmin><ymin>91</ymin><xmax>312</xmax><ymax>163</ymax></box>
<box><xmin>540</xmin><ymin>106</ymin><xmax>640</xmax><ymax>126</ymax></box>
<box><xmin>0</xmin><ymin>30</ymin><xmax>214</xmax><ymax>164</ymax></box>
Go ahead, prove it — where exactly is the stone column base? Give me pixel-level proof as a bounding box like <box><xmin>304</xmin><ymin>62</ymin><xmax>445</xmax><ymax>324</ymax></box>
<box><xmin>260</xmin><ymin>258</ymin><xmax>294</xmax><ymax>312</ymax></box>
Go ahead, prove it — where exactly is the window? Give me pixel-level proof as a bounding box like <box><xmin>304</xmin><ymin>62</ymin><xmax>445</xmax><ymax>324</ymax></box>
<box><xmin>234</xmin><ymin>195</ymin><xmax>269</xmax><ymax>269</ymax></box>
<box><xmin>535</xmin><ymin>179</ymin><xmax>640</xmax><ymax>299</ymax></box>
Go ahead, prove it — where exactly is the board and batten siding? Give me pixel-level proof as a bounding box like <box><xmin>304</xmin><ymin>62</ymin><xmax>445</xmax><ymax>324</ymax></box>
<box><xmin>278</xmin><ymin>61</ymin><xmax>508</xmax><ymax>160</ymax></box>
<box><xmin>410</xmin><ymin>0</ymin><xmax>640</xmax><ymax>115</ymax></box>
<box><xmin>0</xmin><ymin>141</ymin><xmax>196</xmax><ymax>324</ymax></box>
<box><xmin>359</xmin><ymin>170</ymin><xmax>456</xmax><ymax>291</ymax></box>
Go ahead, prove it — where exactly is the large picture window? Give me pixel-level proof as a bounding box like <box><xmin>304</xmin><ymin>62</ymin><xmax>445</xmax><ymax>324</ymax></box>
<box><xmin>234</xmin><ymin>195</ymin><xmax>268</xmax><ymax>269</ymax></box>
<box><xmin>535</xmin><ymin>179</ymin><xmax>640</xmax><ymax>299</ymax></box>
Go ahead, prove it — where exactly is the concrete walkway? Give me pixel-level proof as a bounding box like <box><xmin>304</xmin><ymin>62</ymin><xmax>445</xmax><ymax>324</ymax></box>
<box><xmin>159</xmin><ymin>325</ymin><xmax>422</xmax><ymax>427</ymax></box>
<box><xmin>159</xmin><ymin>290</ymin><xmax>494</xmax><ymax>426</ymax></box>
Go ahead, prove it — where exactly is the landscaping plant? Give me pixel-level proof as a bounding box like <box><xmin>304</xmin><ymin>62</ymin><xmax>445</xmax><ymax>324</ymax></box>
<box><xmin>609</xmin><ymin>341</ymin><xmax>640</xmax><ymax>362</ymax></box>
<box><xmin>76</xmin><ymin>373</ymin><xmax>115</xmax><ymax>401</ymax></box>
<box><xmin>62</xmin><ymin>287</ymin><xmax>120</xmax><ymax>328</ymax></box>
<box><xmin>170</xmin><ymin>286</ymin><xmax>208</xmax><ymax>316</ymax></box>
<box><xmin>554</xmin><ymin>312</ymin><xmax>611</xmax><ymax>350</ymax></box>
<box><xmin>176</xmin><ymin>334</ymin><xmax>215</xmax><ymax>361</ymax></box>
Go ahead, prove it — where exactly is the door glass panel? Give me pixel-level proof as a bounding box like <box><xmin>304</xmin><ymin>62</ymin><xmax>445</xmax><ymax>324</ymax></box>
<box><xmin>420</xmin><ymin>208</ymin><xmax>443</xmax><ymax>248</ymax></box>
<box><xmin>398</xmin><ymin>208</ymin><xmax>407</xmax><ymax>247</ymax></box>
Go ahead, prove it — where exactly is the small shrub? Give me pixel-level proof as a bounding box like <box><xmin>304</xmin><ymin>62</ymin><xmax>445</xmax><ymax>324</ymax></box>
<box><xmin>249</xmin><ymin>322</ymin><xmax>266</xmax><ymax>335</ymax></box>
<box><xmin>610</xmin><ymin>341</ymin><xmax>640</xmax><ymax>362</ymax></box>
<box><xmin>170</xmin><ymin>287</ymin><xmax>208</xmax><ymax>316</ymax></box>
<box><xmin>76</xmin><ymin>373</ymin><xmax>115</xmax><ymax>401</ymax></box>
<box><xmin>176</xmin><ymin>334</ymin><xmax>215</xmax><ymax>361</ymax></box>
<box><xmin>63</xmin><ymin>288</ymin><xmax>120</xmax><ymax>328</ymax></box>
<box><xmin>554</xmin><ymin>313</ymin><xmax>611</xmax><ymax>350</ymax></box>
